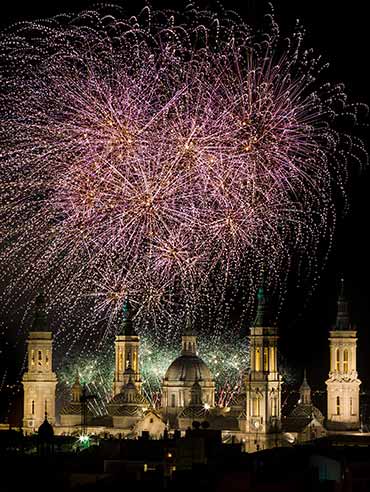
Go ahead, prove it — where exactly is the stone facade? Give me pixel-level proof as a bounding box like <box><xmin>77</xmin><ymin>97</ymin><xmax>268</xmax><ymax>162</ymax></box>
<box><xmin>22</xmin><ymin>294</ymin><xmax>57</xmax><ymax>433</ymax></box>
<box><xmin>326</xmin><ymin>281</ymin><xmax>361</xmax><ymax>430</ymax></box>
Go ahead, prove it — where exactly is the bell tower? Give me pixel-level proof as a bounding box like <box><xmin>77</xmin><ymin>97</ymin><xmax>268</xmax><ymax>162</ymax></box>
<box><xmin>113</xmin><ymin>299</ymin><xmax>141</xmax><ymax>395</ymax></box>
<box><xmin>245</xmin><ymin>288</ymin><xmax>282</xmax><ymax>449</ymax></box>
<box><xmin>22</xmin><ymin>293</ymin><xmax>57</xmax><ymax>433</ymax></box>
<box><xmin>326</xmin><ymin>280</ymin><xmax>361</xmax><ymax>430</ymax></box>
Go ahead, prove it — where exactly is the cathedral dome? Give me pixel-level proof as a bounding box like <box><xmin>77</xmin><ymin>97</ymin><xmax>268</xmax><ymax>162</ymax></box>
<box><xmin>164</xmin><ymin>355</ymin><xmax>213</xmax><ymax>383</ymax></box>
<box><xmin>290</xmin><ymin>403</ymin><xmax>324</xmax><ymax>423</ymax></box>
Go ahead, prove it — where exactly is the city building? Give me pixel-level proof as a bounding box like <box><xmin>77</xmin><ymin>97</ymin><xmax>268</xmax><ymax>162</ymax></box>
<box><xmin>21</xmin><ymin>282</ymin><xmax>361</xmax><ymax>451</ymax></box>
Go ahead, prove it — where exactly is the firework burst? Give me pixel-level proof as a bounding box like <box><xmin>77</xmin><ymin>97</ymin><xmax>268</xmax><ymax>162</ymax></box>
<box><xmin>0</xmin><ymin>5</ymin><xmax>367</xmax><ymax>345</ymax></box>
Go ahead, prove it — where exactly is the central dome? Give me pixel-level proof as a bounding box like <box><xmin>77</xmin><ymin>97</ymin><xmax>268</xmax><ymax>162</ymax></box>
<box><xmin>164</xmin><ymin>354</ymin><xmax>213</xmax><ymax>382</ymax></box>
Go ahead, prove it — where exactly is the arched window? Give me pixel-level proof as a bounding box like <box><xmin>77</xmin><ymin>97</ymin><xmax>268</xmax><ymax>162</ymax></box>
<box><xmin>271</xmin><ymin>398</ymin><xmax>277</xmax><ymax>417</ymax></box>
<box><xmin>336</xmin><ymin>396</ymin><xmax>340</xmax><ymax>415</ymax></box>
<box><xmin>45</xmin><ymin>350</ymin><xmax>49</xmax><ymax>369</ymax></box>
<box><xmin>255</xmin><ymin>348</ymin><xmax>261</xmax><ymax>372</ymax></box>
<box><xmin>263</xmin><ymin>347</ymin><xmax>269</xmax><ymax>372</ymax></box>
<box><xmin>350</xmin><ymin>397</ymin><xmax>354</xmax><ymax>416</ymax></box>
<box><xmin>270</xmin><ymin>346</ymin><xmax>276</xmax><ymax>372</ymax></box>
<box><xmin>343</xmin><ymin>349</ymin><xmax>349</xmax><ymax>373</ymax></box>
<box><xmin>31</xmin><ymin>400</ymin><xmax>35</xmax><ymax>414</ymax></box>
<box><xmin>38</xmin><ymin>350</ymin><xmax>42</xmax><ymax>367</ymax></box>
<box><xmin>171</xmin><ymin>394</ymin><xmax>176</xmax><ymax>408</ymax></box>
<box><xmin>335</xmin><ymin>349</ymin><xmax>340</xmax><ymax>372</ymax></box>
<box><xmin>31</xmin><ymin>350</ymin><xmax>35</xmax><ymax>367</ymax></box>
<box><xmin>126</xmin><ymin>350</ymin><xmax>131</xmax><ymax>369</ymax></box>
<box><xmin>252</xmin><ymin>395</ymin><xmax>260</xmax><ymax>417</ymax></box>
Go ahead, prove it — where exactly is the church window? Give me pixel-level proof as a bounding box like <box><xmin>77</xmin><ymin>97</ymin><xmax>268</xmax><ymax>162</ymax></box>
<box><xmin>126</xmin><ymin>350</ymin><xmax>131</xmax><ymax>369</ymax></box>
<box><xmin>255</xmin><ymin>348</ymin><xmax>261</xmax><ymax>371</ymax></box>
<box><xmin>336</xmin><ymin>396</ymin><xmax>340</xmax><ymax>415</ymax></box>
<box><xmin>31</xmin><ymin>400</ymin><xmax>34</xmax><ymax>414</ymax></box>
<box><xmin>343</xmin><ymin>349</ymin><xmax>349</xmax><ymax>373</ymax></box>
<box><xmin>133</xmin><ymin>351</ymin><xmax>137</xmax><ymax>371</ymax></box>
<box><xmin>271</xmin><ymin>395</ymin><xmax>277</xmax><ymax>417</ymax></box>
<box><xmin>171</xmin><ymin>394</ymin><xmax>176</xmax><ymax>407</ymax></box>
<box><xmin>252</xmin><ymin>397</ymin><xmax>260</xmax><ymax>417</ymax></box>
<box><xmin>335</xmin><ymin>349</ymin><xmax>340</xmax><ymax>372</ymax></box>
<box><xmin>38</xmin><ymin>350</ymin><xmax>42</xmax><ymax>367</ymax></box>
<box><xmin>31</xmin><ymin>350</ymin><xmax>35</xmax><ymax>367</ymax></box>
<box><xmin>350</xmin><ymin>397</ymin><xmax>356</xmax><ymax>416</ymax></box>
<box><xmin>45</xmin><ymin>351</ymin><xmax>49</xmax><ymax>368</ymax></box>
<box><xmin>270</xmin><ymin>346</ymin><xmax>276</xmax><ymax>372</ymax></box>
<box><xmin>118</xmin><ymin>351</ymin><xmax>123</xmax><ymax>371</ymax></box>
<box><xmin>263</xmin><ymin>347</ymin><xmax>269</xmax><ymax>372</ymax></box>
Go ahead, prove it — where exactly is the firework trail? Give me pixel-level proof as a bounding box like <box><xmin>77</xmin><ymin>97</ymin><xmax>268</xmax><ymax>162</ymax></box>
<box><xmin>57</xmin><ymin>332</ymin><xmax>251</xmax><ymax>413</ymax></box>
<box><xmin>0</xmin><ymin>4</ymin><xmax>367</xmax><ymax>346</ymax></box>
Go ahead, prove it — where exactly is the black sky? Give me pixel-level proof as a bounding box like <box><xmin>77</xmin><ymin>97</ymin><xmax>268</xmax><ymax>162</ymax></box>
<box><xmin>0</xmin><ymin>0</ymin><xmax>369</xmax><ymax>396</ymax></box>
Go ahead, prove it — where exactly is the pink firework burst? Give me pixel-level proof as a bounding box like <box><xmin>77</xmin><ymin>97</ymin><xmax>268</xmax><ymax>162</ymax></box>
<box><xmin>0</xmin><ymin>5</ymin><xmax>367</xmax><ymax>340</ymax></box>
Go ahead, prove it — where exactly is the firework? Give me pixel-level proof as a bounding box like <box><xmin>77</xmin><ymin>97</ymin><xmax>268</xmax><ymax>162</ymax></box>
<box><xmin>57</xmin><ymin>332</ymin><xmax>252</xmax><ymax>414</ymax></box>
<box><xmin>0</xmin><ymin>5</ymin><xmax>367</xmax><ymax>345</ymax></box>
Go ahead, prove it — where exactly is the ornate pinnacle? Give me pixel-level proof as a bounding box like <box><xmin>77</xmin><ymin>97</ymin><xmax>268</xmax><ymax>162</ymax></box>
<box><xmin>336</xmin><ymin>278</ymin><xmax>350</xmax><ymax>331</ymax></box>
<box><xmin>31</xmin><ymin>291</ymin><xmax>48</xmax><ymax>331</ymax></box>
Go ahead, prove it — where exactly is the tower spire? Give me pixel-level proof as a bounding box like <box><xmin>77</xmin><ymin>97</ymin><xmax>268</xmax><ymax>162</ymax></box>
<box><xmin>335</xmin><ymin>278</ymin><xmax>350</xmax><ymax>331</ymax></box>
<box><xmin>299</xmin><ymin>369</ymin><xmax>311</xmax><ymax>405</ymax></box>
<box><xmin>254</xmin><ymin>286</ymin><xmax>273</xmax><ymax>327</ymax></box>
<box><xmin>182</xmin><ymin>313</ymin><xmax>197</xmax><ymax>355</ymax></box>
<box><xmin>118</xmin><ymin>297</ymin><xmax>136</xmax><ymax>336</ymax></box>
<box><xmin>32</xmin><ymin>292</ymin><xmax>48</xmax><ymax>332</ymax></box>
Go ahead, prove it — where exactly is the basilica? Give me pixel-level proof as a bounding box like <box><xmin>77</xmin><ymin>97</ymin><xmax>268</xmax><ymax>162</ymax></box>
<box><xmin>21</xmin><ymin>284</ymin><xmax>361</xmax><ymax>452</ymax></box>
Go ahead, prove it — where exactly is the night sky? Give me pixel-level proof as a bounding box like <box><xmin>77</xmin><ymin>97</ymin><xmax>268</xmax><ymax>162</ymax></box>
<box><xmin>0</xmin><ymin>0</ymin><xmax>369</xmax><ymax>415</ymax></box>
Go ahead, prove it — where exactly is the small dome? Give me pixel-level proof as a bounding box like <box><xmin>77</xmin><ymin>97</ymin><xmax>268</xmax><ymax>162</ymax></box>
<box><xmin>290</xmin><ymin>403</ymin><xmax>324</xmax><ymax>423</ymax></box>
<box><xmin>164</xmin><ymin>355</ymin><xmax>213</xmax><ymax>382</ymax></box>
<box><xmin>110</xmin><ymin>388</ymin><xmax>148</xmax><ymax>406</ymax></box>
<box><xmin>60</xmin><ymin>402</ymin><xmax>93</xmax><ymax>416</ymax></box>
<box><xmin>38</xmin><ymin>416</ymin><xmax>54</xmax><ymax>441</ymax></box>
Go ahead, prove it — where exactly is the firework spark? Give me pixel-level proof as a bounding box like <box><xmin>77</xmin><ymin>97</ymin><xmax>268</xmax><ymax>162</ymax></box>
<box><xmin>0</xmin><ymin>5</ymin><xmax>367</xmax><ymax>344</ymax></box>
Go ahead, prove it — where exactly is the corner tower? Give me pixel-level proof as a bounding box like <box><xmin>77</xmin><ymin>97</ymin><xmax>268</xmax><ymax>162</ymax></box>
<box><xmin>326</xmin><ymin>280</ymin><xmax>361</xmax><ymax>430</ymax></box>
<box><xmin>245</xmin><ymin>288</ymin><xmax>282</xmax><ymax>449</ymax></box>
<box><xmin>22</xmin><ymin>293</ymin><xmax>57</xmax><ymax>433</ymax></box>
<box><xmin>113</xmin><ymin>299</ymin><xmax>141</xmax><ymax>395</ymax></box>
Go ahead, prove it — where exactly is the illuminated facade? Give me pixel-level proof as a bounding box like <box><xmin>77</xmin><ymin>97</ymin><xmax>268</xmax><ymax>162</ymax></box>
<box><xmin>113</xmin><ymin>300</ymin><xmax>141</xmax><ymax>395</ymax></box>
<box><xmin>20</xmin><ymin>284</ymin><xmax>363</xmax><ymax>447</ymax></box>
<box><xmin>326</xmin><ymin>281</ymin><xmax>361</xmax><ymax>430</ymax></box>
<box><xmin>161</xmin><ymin>319</ymin><xmax>215</xmax><ymax>425</ymax></box>
<box><xmin>245</xmin><ymin>288</ymin><xmax>282</xmax><ymax>449</ymax></box>
<box><xmin>22</xmin><ymin>293</ymin><xmax>57</xmax><ymax>433</ymax></box>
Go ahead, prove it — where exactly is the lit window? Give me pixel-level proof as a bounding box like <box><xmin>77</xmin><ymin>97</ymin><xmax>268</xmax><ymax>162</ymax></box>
<box><xmin>126</xmin><ymin>350</ymin><xmax>131</xmax><ymax>369</ymax></box>
<box><xmin>350</xmin><ymin>397</ymin><xmax>356</xmax><ymax>416</ymax></box>
<box><xmin>255</xmin><ymin>348</ymin><xmax>261</xmax><ymax>371</ymax></box>
<box><xmin>270</xmin><ymin>347</ymin><xmax>276</xmax><ymax>372</ymax></box>
<box><xmin>263</xmin><ymin>347</ymin><xmax>269</xmax><ymax>372</ymax></box>
<box><xmin>343</xmin><ymin>349</ymin><xmax>349</xmax><ymax>373</ymax></box>
<box><xmin>271</xmin><ymin>398</ymin><xmax>277</xmax><ymax>417</ymax></box>
<box><xmin>335</xmin><ymin>349</ymin><xmax>340</xmax><ymax>372</ymax></box>
<box><xmin>336</xmin><ymin>396</ymin><xmax>340</xmax><ymax>415</ymax></box>
<box><xmin>133</xmin><ymin>351</ymin><xmax>137</xmax><ymax>371</ymax></box>
<box><xmin>252</xmin><ymin>397</ymin><xmax>260</xmax><ymax>417</ymax></box>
